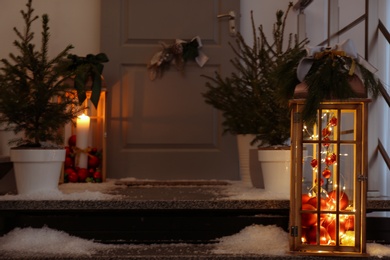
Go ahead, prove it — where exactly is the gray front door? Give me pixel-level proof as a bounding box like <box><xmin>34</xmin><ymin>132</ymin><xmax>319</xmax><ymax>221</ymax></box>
<box><xmin>101</xmin><ymin>0</ymin><xmax>241</xmax><ymax>180</ymax></box>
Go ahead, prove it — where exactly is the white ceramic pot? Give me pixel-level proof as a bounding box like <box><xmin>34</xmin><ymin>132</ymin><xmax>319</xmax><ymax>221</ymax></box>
<box><xmin>10</xmin><ymin>148</ymin><xmax>65</xmax><ymax>194</ymax></box>
<box><xmin>237</xmin><ymin>134</ymin><xmax>258</xmax><ymax>187</ymax></box>
<box><xmin>258</xmin><ymin>148</ymin><xmax>290</xmax><ymax>197</ymax></box>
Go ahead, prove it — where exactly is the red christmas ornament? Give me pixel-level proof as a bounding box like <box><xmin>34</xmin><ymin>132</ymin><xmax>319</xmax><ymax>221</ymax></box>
<box><xmin>68</xmin><ymin>135</ymin><xmax>76</xmax><ymax>147</ymax></box>
<box><xmin>302</xmin><ymin>194</ymin><xmax>311</xmax><ymax>204</ymax></box>
<box><xmin>344</xmin><ymin>215</ymin><xmax>355</xmax><ymax>231</ymax></box>
<box><xmin>322</xmin><ymin>127</ymin><xmax>331</xmax><ymax>137</ymax></box>
<box><xmin>327</xmin><ymin>190</ymin><xmax>349</xmax><ymax>210</ymax></box>
<box><xmin>314</xmin><ymin>178</ymin><xmax>324</xmax><ymax>187</ymax></box>
<box><xmin>310</xmin><ymin>159</ymin><xmax>318</xmax><ymax>168</ymax></box>
<box><xmin>322</xmin><ymin>168</ymin><xmax>331</xmax><ymax>179</ymax></box>
<box><xmin>307</xmin><ymin>197</ymin><xmax>329</xmax><ymax>219</ymax></box>
<box><xmin>325</xmin><ymin>216</ymin><xmax>346</xmax><ymax>240</ymax></box>
<box><xmin>306</xmin><ymin>225</ymin><xmax>331</xmax><ymax>245</ymax></box>
<box><xmin>301</xmin><ymin>203</ymin><xmax>317</xmax><ymax>228</ymax></box>
<box><xmin>330</xmin><ymin>153</ymin><xmax>337</xmax><ymax>163</ymax></box>
<box><xmin>66</xmin><ymin>168</ymin><xmax>78</xmax><ymax>183</ymax></box>
<box><xmin>77</xmin><ymin>168</ymin><xmax>89</xmax><ymax>182</ymax></box>
<box><xmin>93</xmin><ymin>171</ymin><xmax>102</xmax><ymax>183</ymax></box>
<box><xmin>329</xmin><ymin>116</ymin><xmax>338</xmax><ymax>126</ymax></box>
<box><xmin>64</xmin><ymin>157</ymin><xmax>74</xmax><ymax>169</ymax></box>
<box><xmin>88</xmin><ymin>155</ymin><xmax>100</xmax><ymax>169</ymax></box>
<box><xmin>325</xmin><ymin>156</ymin><xmax>333</xmax><ymax>166</ymax></box>
<box><xmin>322</xmin><ymin>137</ymin><xmax>330</xmax><ymax>147</ymax></box>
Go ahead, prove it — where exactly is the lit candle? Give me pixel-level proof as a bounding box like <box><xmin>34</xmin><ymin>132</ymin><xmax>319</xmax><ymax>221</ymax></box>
<box><xmin>76</xmin><ymin>113</ymin><xmax>90</xmax><ymax>168</ymax></box>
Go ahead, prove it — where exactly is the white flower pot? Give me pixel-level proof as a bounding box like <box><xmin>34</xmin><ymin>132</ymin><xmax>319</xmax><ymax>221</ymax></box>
<box><xmin>10</xmin><ymin>148</ymin><xmax>65</xmax><ymax>194</ymax></box>
<box><xmin>237</xmin><ymin>134</ymin><xmax>258</xmax><ymax>187</ymax></box>
<box><xmin>258</xmin><ymin>148</ymin><xmax>290</xmax><ymax>197</ymax></box>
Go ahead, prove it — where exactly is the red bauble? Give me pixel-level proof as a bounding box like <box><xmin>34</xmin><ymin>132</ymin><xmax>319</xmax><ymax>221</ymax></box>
<box><xmin>322</xmin><ymin>168</ymin><xmax>331</xmax><ymax>179</ymax></box>
<box><xmin>325</xmin><ymin>156</ymin><xmax>333</xmax><ymax>166</ymax></box>
<box><xmin>77</xmin><ymin>168</ymin><xmax>89</xmax><ymax>182</ymax></box>
<box><xmin>302</xmin><ymin>194</ymin><xmax>311</xmax><ymax>204</ymax></box>
<box><xmin>89</xmin><ymin>147</ymin><xmax>98</xmax><ymax>155</ymax></box>
<box><xmin>88</xmin><ymin>155</ymin><xmax>100</xmax><ymax>168</ymax></box>
<box><xmin>65</xmin><ymin>146</ymin><xmax>72</xmax><ymax>157</ymax></box>
<box><xmin>301</xmin><ymin>203</ymin><xmax>317</xmax><ymax>228</ymax></box>
<box><xmin>327</xmin><ymin>190</ymin><xmax>349</xmax><ymax>210</ymax></box>
<box><xmin>322</xmin><ymin>127</ymin><xmax>331</xmax><ymax>137</ymax></box>
<box><xmin>93</xmin><ymin>171</ymin><xmax>102</xmax><ymax>183</ymax></box>
<box><xmin>64</xmin><ymin>157</ymin><xmax>74</xmax><ymax>168</ymax></box>
<box><xmin>310</xmin><ymin>159</ymin><xmax>318</xmax><ymax>168</ymax></box>
<box><xmin>66</xmin><ymin>168</ymin><xmax>78</xmax><ymax>183</ymax></box>
<box><xmin>329</xmin><ymin>116</ymin><xmax>338</xmax><ymax>126</ymax></box>
<box><xmin>68</xmin><ymin>135</ymin><xmax>76</xmax><ymax>147</ymax></box>
<box><xmin>344</xmin><ymin>215</ymin><xmax>355</xmax><ymax>231</ymax></box>
<box><xmin>330</xmin><ymin>153</ymin><xmax>337</xmax><ymax>163</ymax></box>
<box><xmin>308</xmin><ymin>197</ymin><xmax>329</xmax><ymax>211</ymax></box>
<box><xmin>322</xmin><ymin>137</ymin><xmax>330</xmax><ymax>147</ymax></box>
<box><xmin>324</xmin><ymin>216</ymin><xmax>346</xmax><ymax>240</ymax></box>
<box><xmin>314</xmin><ymin>178</ymin><xmax>324</xmax><ymax>187</ymax></box>
<box><xmin>306</xmin><ymin>225</ymin><xmax>331</xmax><ymax>245</ymax></box>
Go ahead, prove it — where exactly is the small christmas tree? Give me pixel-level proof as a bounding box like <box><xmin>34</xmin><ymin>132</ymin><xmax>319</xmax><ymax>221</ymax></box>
<box><xmin>0</xmin><ymin>0</ymin><xmax>107</xmax><ymax>147</ymax></box>
<box><xmin>202</xmin><ymin>3</ymin><xmax>308</xmax><ymax>146</ymax></box>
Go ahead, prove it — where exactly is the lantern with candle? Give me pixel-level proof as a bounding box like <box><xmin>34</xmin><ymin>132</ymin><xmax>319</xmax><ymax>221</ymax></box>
<box><xmin>0</xmin><ymin>0</ymin><xmax>108</xmax><ymax>194</ymax></box>
<box><xmin>285</xmin><ymin>39</ymin><xmax>382</xmax><ymax>256</ymax></box>
<box><xmin>63</xmin><ymin>84</ymin><xmax>107</xmax><ymax>183</ymax></box>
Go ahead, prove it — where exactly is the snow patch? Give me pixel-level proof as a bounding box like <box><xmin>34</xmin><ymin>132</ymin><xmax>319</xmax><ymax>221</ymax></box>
<box><xmin>214</xmin><ymin>225</ymin><xmax>289</xmax><ymax>255</ymax></box>
<box><xmin>0</xmin><ymin>179</ymin><xmax>124</xmax><ymax>200</ymax></box>
<box><xmin>0</xmin><ymin>226</ymin><xmax>114</xmax><ymax>257</ymax></box>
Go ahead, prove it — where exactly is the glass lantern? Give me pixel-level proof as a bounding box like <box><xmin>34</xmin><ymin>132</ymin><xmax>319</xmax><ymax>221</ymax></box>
<box><xmin>289</xmin><ymin>99</ymin><xmax>369</xmax><ymax>256</ymax></box>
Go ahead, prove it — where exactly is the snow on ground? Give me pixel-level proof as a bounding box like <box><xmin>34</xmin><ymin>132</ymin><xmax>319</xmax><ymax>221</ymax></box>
<box><xmin>0</xmin><ymin>179</ymin><xmax>124</xmax><ymax>200</ymax></box>
<box><xmin>0</xmin><ymin>179</ymin><xmax>390</xmax><ymax>257</ymax></box>
<box><xmin>213</xmin><ymin>225</ymin><xmax>289</xmax><ymax>255</ymax></box>
<box><xmin>220</xmin><ymin>180</ymin><xmax>290</xmax><ymax>200</ymax></box>
<box><xmin>0</xmin><ymin>225</ymin><xmax>390</xmax><ymax>257</ymax></box>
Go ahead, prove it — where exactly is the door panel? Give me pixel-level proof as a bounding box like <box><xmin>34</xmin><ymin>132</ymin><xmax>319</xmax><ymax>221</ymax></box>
<box><xmin>101</xmin><ymin>0</ymin><xmax>240</xmax><ymax>180</ymax></box>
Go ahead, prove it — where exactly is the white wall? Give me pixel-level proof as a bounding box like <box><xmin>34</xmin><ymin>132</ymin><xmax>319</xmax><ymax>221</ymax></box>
<box><xmin>0</xmin><ymin>0</ymin><xmax>101</xmax><ymax>62</ymax></box>
<box><xmin>240</xmin><ymin>0</ymin><xmax>298</xmax><ymax>49</ymax></box>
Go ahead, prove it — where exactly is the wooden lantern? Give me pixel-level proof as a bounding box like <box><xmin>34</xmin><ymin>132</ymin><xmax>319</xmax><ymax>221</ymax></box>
<box><xmin>289</xmin><ymin>98</ymin><xmax>369</xmax><ymax>256</ymax></box>
<box><xmin>62</xmin><ymin>77</ymin><xmax>107</xmax><ymax>183</ymax></box>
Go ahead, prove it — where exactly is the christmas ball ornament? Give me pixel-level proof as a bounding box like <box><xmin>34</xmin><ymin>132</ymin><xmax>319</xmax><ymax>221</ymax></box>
<box><xmin>308</xmin><ymin>197</ymin><xmax>329</xmax><ymax>211</ymax></box>
<box><xmin>344</xmin><ymin>215</ymin><xmax>355</xmax><ymax>231</ymax></box>
<box><xmin>329</xmin><ymin>116</ymin><xmax>338</xmax><ymax>126</ymax></box>
<box><xmin>310</xmin><ymin>159</ymin><xmax>318</xmax><ymax>168</ymax></box>
<box><xmin>302</xmin><ymin>194</ymin><xmax>311</xmax><ymax>204</ymax></box>
<box><xmin>301</xmin><ymin>203</ymin><xmax>317</xmax><ymax>228</ymax></box>
<box><xmin>322</xmin><ymin>168</ymin><xmax>331</xmax><ymax>179</ymax></box>
<box><xmin>93</xmin><ymin>171</ymin><xmax>102</xmax><ymax>183</ymax></box>
<box><xmin>65</xmin><ymin>146</ymin><xmax>71</xmax><ymax>157</ymax></box>
<box><xmin>77</xmin><ymin>168</ymin><xmax>89</xmax><ymax>182</ymax></box>
<box><xmin>315</xmin><ymin>178</ymin><xmax>324</xmax><ymax>187</ymax></box>
<box><xmin>325</xmin><ymin>216</ymin><xmax>346</xmax><ymax>240</ymax></box>
<box><xmin>88</xmin><ymin>155</ymin><xmax>100</xmax><ymax>168</ymax></box>
<box><xmin>66</xmin><ymin>168</ymin><xmax>78</xmax><ymax>183</ymax></box>
<box><xmin>64</xmin><ymin>157</ymin><xmax>74</xmax><ymax>168</ymax></box>
<box><xmin>306</xmin><ymin>225</ymin><xmax>331</xmax><ymax>245</ymax></box>
<box><xmin>327</xmin><ymin>190</ymin><xmax>349</xmax><ymax>210</ymax></box>
<box><xmin>322</xmin><ymin>127</ymin><xmax>331</xmax><ymax>137</ymax></box>
<box><xmin>322</xmin><ymin>137</ymin><xmax>330</xmax><ymax>147</ymax></box>
<box><xmin>330</xmin><ymin>153</ymin><xmax>337</xmax><ymax>163</ymax></box>
<box><xmin>90</xmin><ymin>147</ymin><xmax>98</xmax><ymax>155</ymax></box>
<box><xmin>68</xmin><ymin>135</ymin><xmax>76</xmax><ymax>147</ymax></box>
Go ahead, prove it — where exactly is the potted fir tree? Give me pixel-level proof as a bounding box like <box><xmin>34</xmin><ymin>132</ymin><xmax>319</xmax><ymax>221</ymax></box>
<box><xmin>0</xmin><ymin>0</ymin><xmax>108</xmax><ymax>194</ymax></box>
<box><xmin>202</xmin><ymin>3</ymin><xmax>307</xmax><ymax>190</ymax></box>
